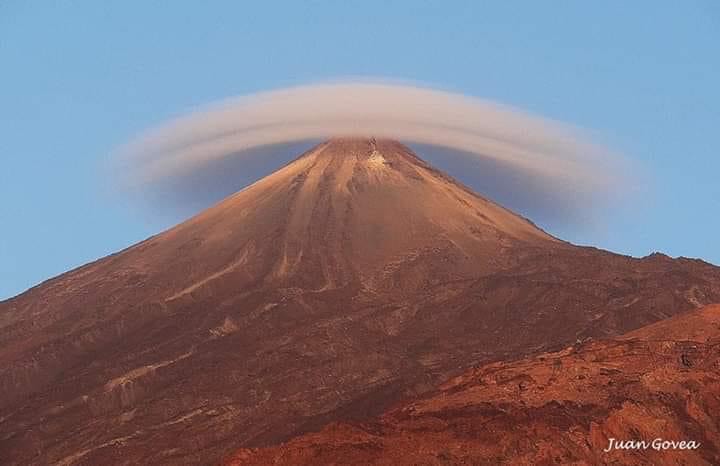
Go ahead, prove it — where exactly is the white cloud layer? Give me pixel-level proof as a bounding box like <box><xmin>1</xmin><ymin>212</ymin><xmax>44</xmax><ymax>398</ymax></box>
<box><xmin>114</xmin><ymin>80</ymin><xmax>629</xmax><ymax>226</ymax></box>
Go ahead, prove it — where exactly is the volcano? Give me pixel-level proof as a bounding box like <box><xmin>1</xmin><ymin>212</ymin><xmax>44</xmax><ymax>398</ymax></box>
<box><xmin>1</xmin><ymin>139</ymin><xmax>720</xmax><ymax>465</ymax></box>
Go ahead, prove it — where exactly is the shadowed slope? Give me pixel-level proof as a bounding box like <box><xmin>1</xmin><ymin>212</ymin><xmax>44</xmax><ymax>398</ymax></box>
<box><xmin>229</xmin><ymin>305</ymin><xmax>720</xmax><ymax>466</ymax></box>
<box><xmin>1</xmin><ymin>140</ymin><xmax>719</xmax><ymax>465</ymax></box>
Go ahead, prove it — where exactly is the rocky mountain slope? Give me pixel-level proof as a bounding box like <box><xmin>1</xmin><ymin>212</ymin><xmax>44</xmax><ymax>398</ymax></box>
<box><xmin>1</xmin><ymin>139</ymin><xmax>720</xmax><ymax>465</ymax></box>
<box><xmin>230</xmin><ymin>304</ymin><xmax>720</xmax><ymax>466</ymax></box>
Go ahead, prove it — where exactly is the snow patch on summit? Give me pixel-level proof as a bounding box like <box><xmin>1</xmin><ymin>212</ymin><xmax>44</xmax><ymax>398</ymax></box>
<box><xmin>367</xmin><ymin>150</ymin><xmax>387</xmax><ymax>168</ymax></box>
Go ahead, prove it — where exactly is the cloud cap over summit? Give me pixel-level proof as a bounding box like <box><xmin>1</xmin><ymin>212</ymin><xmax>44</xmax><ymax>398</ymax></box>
<box><xmin>114</xmin><ymin>81</ymin><xmax>631</xmax><ymax>226</ymax></box>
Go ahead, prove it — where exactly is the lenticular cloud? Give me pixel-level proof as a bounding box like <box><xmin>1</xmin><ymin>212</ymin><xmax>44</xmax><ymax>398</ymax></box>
<box><xmin>114</xmin><ymin>80</ymin><xmax>628</xmax><ymax>226</ymax></box>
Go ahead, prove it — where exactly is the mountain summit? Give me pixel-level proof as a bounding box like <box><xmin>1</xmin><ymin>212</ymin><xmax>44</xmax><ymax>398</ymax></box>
<box><xmin>155</xmin><ymin>138</ymin><xmax>556</xmax><ymax>295</ymax></box>
<box><xmin>1</xmin><ymin>139</ymin><xmax>720</xmax><ymax>465</ymax></box>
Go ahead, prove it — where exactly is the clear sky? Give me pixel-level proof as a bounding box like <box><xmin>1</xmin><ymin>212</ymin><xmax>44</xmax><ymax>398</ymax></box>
<box><xmin>1</xmin><ymin>1</ymin><xmax>719</xmax><ymax>300</ymax></box>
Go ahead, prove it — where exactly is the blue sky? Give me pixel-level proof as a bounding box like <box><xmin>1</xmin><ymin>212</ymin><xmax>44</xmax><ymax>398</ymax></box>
<box><xmin>1</xmin><ymin>1</ymin><xmax>719</xmax><ymax>299</ymax></box>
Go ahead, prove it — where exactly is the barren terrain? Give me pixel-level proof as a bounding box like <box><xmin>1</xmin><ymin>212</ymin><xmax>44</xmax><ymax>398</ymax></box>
<box><xmin>1</xmin><ymin>139</ymin><xmax>719</xmax><ymax>465</ymax></box>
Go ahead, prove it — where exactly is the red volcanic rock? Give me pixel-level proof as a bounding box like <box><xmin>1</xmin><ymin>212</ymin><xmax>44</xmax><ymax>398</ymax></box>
<box><xmin>229</xmin><ymin>305</ymin><xmax>720</xmax><ymax>466</ymax></box>
<box><xmin>1</xmin><ymin>139</ymin><xmax>720</xmax><ymax>465</ymax></box>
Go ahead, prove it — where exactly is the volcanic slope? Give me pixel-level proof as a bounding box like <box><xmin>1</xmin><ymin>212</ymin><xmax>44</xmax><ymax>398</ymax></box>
<box><xmin>229</xmin><ymin>304</ymin><xmax>720</xmax><ymax>466</ymax></box>
<box><xmin>1</xmin><ymin>138</ymin><xmax>720</xmax><ymax>465</ymax></box>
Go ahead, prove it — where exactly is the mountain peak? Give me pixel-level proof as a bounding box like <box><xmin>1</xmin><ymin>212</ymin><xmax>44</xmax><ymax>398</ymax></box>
<box><xmin>3</xmin><ymin>140</ymin><xmax>720</xmax><ymax>466</ymax></box>
<box><xmin>173</xmin><ymin>139</ymin><xmax>557</xmax><ymax>291</ymax></box>
<box><xmin>300</xmin><ymin>137</ymin><xmax>432</xmax><ymax>174</ymax></box>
